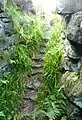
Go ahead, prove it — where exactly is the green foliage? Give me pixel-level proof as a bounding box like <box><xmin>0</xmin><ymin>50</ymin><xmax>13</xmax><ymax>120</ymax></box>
<box><xmin>0</xmin><ymin>71</ymin><xmax>26</xmax><ymax>120</ymax></box>
<box><xmin>11</xmin><ymin>45</ymin><xmax>32</xmax><ymax>72</ymax></box>
<box><xmin>43</xmin><ymin>18</ymin><xmax>62</xmax><ymax>91</ymax></box>
<box><xmin>33</xmin><ymin>16</ymin><xmax>66</xmax><ymax>120</ymax></box>
<box><xmin>0</xmin><ymin>2</ymin><xmax>45</xmax><ymax>120</ymax></box>
<box><xmin>32</xmin><ymin>86</ymin><xmax>66</xmax><ymax>120</ymax></box>
<box><xmin>7</xmin><ymin>3</ymin><xmax>45</xmax><ymax>55</ymax></box>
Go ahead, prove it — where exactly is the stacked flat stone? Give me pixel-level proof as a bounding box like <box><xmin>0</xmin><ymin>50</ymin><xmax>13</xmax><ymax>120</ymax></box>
<box><xmin>0</xmin><ymin>0</ymin><xmax>34</xmax><ymax>79</ymax></box>
<box><xmin>62</xmin><ymin>11</ymin><xmax>82</xmax><ymax>72</ymax></box>
<box><xmin>56</xmin><ymin>0</ymin><xmax>82</xmax><ymax>119</ymax></box>
<box><xmin>56</xmin><ymin>0</ymin><xmax>82</xmax><ymax>14</ymax></box>
<box><xmin>14</xmin><ymin>0</ymin><xmax>33</xmax><ymax>14</ymax></box>
<box><xmin>0</xmin><ymin>1</ymin><xmax>14</xmax><ymax>79</ymax></box>
<box><xmin>56</xmin><ymin>0</ymin><xmax>82</xmax><ymax>72</ymax></box>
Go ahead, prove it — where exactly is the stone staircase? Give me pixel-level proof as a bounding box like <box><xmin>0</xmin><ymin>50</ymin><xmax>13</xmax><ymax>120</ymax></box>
<box><xmin>21</xmin><ymin>40</ymin><xmax>47</xmax><ymax>120</ymax></box>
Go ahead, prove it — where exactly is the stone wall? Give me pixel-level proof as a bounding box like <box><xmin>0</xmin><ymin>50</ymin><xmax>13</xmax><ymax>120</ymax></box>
<box><xmin>56</xmin><ymin>1</ymin><xmax>82</xmax><ymax>119</ymax></box>
<box><xmin>0</xmin><ymin>0</ymin><xmax>33</xmax><ymax>79</ymax></box>
<box><xmin>14</xmin><ymin>0</ymin><xmax>33</xmax><ymax>14</ymax></box>
<box><xmin>0</xmin><ymin>2</ymin><xmax>13</xmax><ymax>79</ymax></box>
<box><xmin>56</xmin><ymin>0</ymin><xmax>82</xmax><ymax>14</ymax></box>
<box><xmin>56</xmin><ymin>0</ymin><xmax>82</xmax><ymax>72</ymax></box>
<box><xmin>63</xmin><ymin>12</ymin><xmax>82</xmax><ymax>72</ymax></box>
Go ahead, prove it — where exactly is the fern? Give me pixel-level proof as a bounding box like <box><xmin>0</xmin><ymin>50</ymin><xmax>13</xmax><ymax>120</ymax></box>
<box><xmin>32</xmin><ymin>15</ymin><xmax>66</xmax><ymax>120</ymax></box>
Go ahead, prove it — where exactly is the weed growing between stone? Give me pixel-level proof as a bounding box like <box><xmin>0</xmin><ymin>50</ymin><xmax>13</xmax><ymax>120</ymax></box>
<box><xmin>0</xmin><ymin>2</ymin><xmax>45</xmax><ymax>120</ymax></box>
<box><xmin>31</xmin><ymin>16</ymin><xmax>67</xmax><ymax>120</ymax></box>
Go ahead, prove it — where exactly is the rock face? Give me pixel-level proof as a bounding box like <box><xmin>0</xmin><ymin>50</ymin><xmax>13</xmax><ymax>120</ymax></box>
<box><xmin>0</xmin><ymin>0</ymin><xmax>4</xmax><ymax>7</ymax></box>
<box><xmin>61</xmin><ymin>11</ymin><xmax>82</xmax><ymax>72</ymax></box>
<box><xmin>0</xmin><ymin>0</ymin><xmax>34</xmax><ymax>80</ymax></box>
<box><xmin>64</xmin><ymin>39</ymin><xmax>81</xmax><ymax>59</ymax></box>
<box><xmin>61</xmin><ymin>72</ymin><xmax>82</xmax><ymax>97</ymax></box>
<box><xmin>0</xmin><ymin>7</ymin><xmax>13</xmax><ymax>79</ymax></box>
<box><xmin>57</xmin><ymin>1</ymin><xmax>82</xmax><ymax>119</ymax></box>
<box><xmin>67</xmin><ymin>12</ymin><xmax>82</xmax><ymax>44</ymax></box>
<box><xmin>56</xmin><ymin>0</ymin><xmax>82</xmax><ymax>14</ymax></box>
<box><xmin>61</xmin><ymin>72</ymin><xmax>82</xmax><ymax>119</ymax></box>
<box><xmin>14</xmin><ymin>0</ymin><xmax>33</xmax><ymax>13</ymax></box>
<box><xmin>56</xmin><ymin>2</ymin><xmax>82</xmax><ymax>72</ymax></box>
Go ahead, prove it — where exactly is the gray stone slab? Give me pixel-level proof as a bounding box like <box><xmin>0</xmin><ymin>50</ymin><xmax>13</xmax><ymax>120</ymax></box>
<box><xmin>67</xmin><ymin>12</ymin><xmax>82</xmax><ymax>44</ymax></box>
<box><xmin>62</xmin><ymin>53</ymin><xmax>81</xmax><ymax>72</ymax></box>
<box><xmin>14</xmin><ymin>0</ymin><xmax>33</xmax><ymax>13</ymax></box>
<box><xmin>64</xmin><ymin>39</ymin><xmax>81</xmax><ymax>59</ymax></box>
<box><xmin>0</xmin><ymin>12</ymin><xmax>9</xmax><ymax>18</ymax></box>
<box><xmin>56</xmin><ymin>0</ymin><xmax>82</xmax><ymax>14</ymax></box>
<box><xmin>0</xmin><ymin>35</ymin><xmax>15</xmax><ymax>50</ymax></box>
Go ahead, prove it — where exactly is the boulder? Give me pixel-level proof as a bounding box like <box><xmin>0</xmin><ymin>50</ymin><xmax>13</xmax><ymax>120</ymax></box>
<box><xmin>61</xmin><ymin>72</ymin><xmax>82</xmax><ymax>97</ymax></box>
<box><xmin>0</xmin><ymin>0</ymin><xmax>4</xmax><ymax>9</ymax></box>
<box><xmin>62</xmin><ymin>52</ymin><xmax>81</xmax><ymax>72</ymax></box>
<box><xmin>14</xmin><ymin>0</ymin><xmax>33</xmax><ymax>13</ymax></box>
<box><xmin>56</xmin><ymin>0</ymin><xmax>82</xmax><ymax>15</ymax></box>
<box><xmin>67</xmin><ymin>12</ymin><xmax>82</xmax><ymax>44</ymax></box>
<box><xmin>64</xmin><ymin>39</ymin><xmax>81</xmax><ymax>59</ymax></box>
<box><xmin>61</xmin><ymin>72</ymin><xmax>82</xmax><ymax>119</ymax></box>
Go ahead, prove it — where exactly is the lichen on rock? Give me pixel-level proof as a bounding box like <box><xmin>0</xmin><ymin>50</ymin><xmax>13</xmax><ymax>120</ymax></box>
<box><xmin>61</xmin><ymin>71</ymin><xmax>82</xmax><ymax>97</ymax></box>
<box><xmin>61</xmin><ymin>72</ymin><xmax>82</xmax><ymax>119</ymax></box>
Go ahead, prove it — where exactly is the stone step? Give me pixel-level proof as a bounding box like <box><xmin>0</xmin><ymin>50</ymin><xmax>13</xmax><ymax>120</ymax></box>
<box><xmin>40</xmin><ymin>51</ymin><xmax>45</xmax><ymax>54</ymax></box>
<box><xmin>21</xmin><ymin>37</ymin><xmax>47</xmax><ymax>118</ymax></box>
<box><xmin>31</xmin><ymin>69</ymin><xmax>43</xmax><ymax>76</ymax></box>
<box><xmin>21</xmin><ymin>99</ymin><xmax>34</xmax><ymax>115</ymax></box>
<box><xmin>32</xmin><ymin>57</ymin><xmax>43</xmax><ymax>62</ymax></box>
<box><xmin>31</xmin><ymin>71</ymin><xmax>43</xmax><ymax>76</ymax></box>
<box><xmin>41</xmin><ymin>41</ymin><xmax>47</xmax><ymax>47</ymax></box>
<box><xmin>32</xmin><ymin>53</ymin><xmax>44</xmax><ymax>61</ymax></box>
<box><xmin>32</xmin><ymin>67</ymin><xmax>42</xmax><ymax>72</ymax></box>
<box><xmin>44</xmin><ymin>30</ymin><xmax>51</xmax><ymax>40</ymax></box>
<box><xmin>31</xmin><ymin>74</ymin><xmax>43</xmax><ymax>82</ymax></box>
<box><xmin>40</xmin><ymin>47</ymin><xmax>46</xmax><ymax>54</ymax></box>
<box><xmin>42</xmin><ymin>43</ymin><xmax>46</xmax><ymax>48</ymax></box>
<box><xmin>32</xmin><ymin>64</ymin><xmax>43</xmax><ymax>69</ymax></box>
<box><xmin>26</xmin><ymin>75</ymin><xmax>42</xmax><ymax>90</ymax></box>
<box><xmin>23</xmin><ymin>89</ymin><xmax>37</xmax><ymax>101</ymax></box>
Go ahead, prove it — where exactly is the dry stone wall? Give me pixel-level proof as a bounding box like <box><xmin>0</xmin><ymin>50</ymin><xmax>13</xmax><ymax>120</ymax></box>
<box><xmin>0</xmin><ymin>0</ymin><xmax>33</xmax><ymax>79</ymax></box>
<box><xmin>56</xmin><ymin>0</ymin><xmax>82</xmax><ymax>72</ymax></box>
<box><xmin>56</xmin><ymin>1</ymin><xmax>82</xmax><ymax>119</ymax></box>
<box><xmin>56</xmin><ymin>0</ymin><xmax>82</xmax><ymax>14</ymax></box>
<box><xmin>14</xmin><ymin>0</ymin><xmax>33</xmax><ymax>13</ymax></box>
<box><xmin>0</xmin><ymin>2</ymin><xmax>13</xmax><ymax>79</ymax></box>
